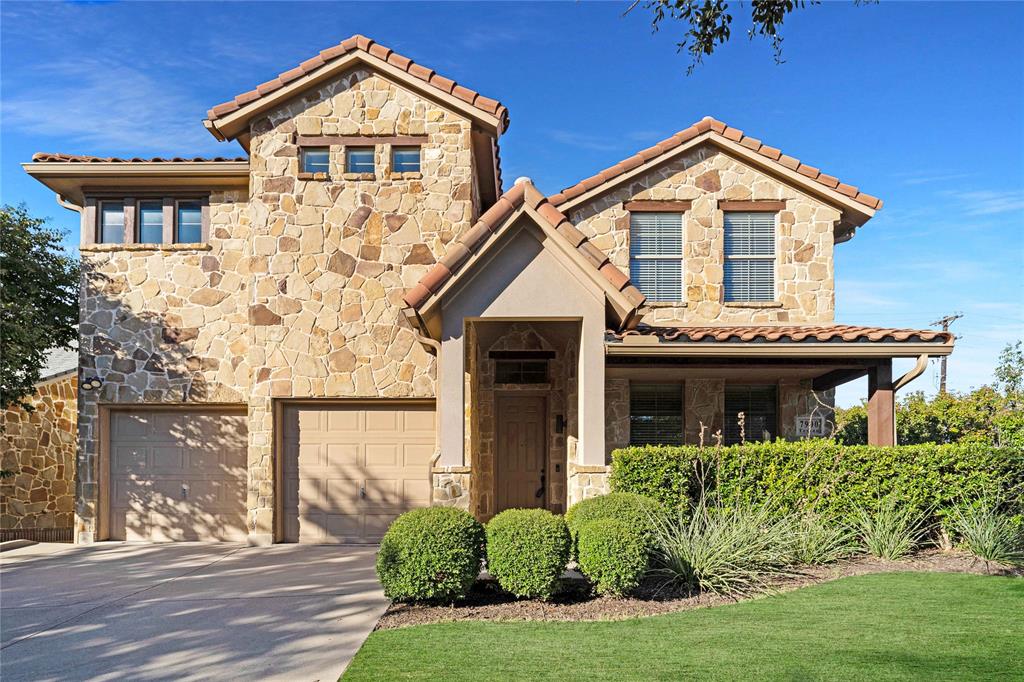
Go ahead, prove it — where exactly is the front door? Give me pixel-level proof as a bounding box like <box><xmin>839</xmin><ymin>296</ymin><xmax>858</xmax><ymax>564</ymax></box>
<box><xmin>496</xmin><ymin>395</ymin><xmax>547</xmax><ymax>512</ymax></box>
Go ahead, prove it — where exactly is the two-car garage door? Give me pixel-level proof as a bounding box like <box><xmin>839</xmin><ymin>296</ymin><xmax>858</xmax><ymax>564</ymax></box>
<box><xmin>107</xmin><ymin>403</ymin><xmax>434</xmax><ymax>543</ymax></box>
<box><xmin>281</xmin><ymin>403</ymin><xmax>435</xmax><ymax>543</ymax></box>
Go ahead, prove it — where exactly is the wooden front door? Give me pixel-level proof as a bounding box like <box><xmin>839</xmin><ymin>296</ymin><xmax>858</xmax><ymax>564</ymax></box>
<box><xmin>496</xmin><ymin>395</ymin><xmax>547</xmax><ymax>512</ymax></box>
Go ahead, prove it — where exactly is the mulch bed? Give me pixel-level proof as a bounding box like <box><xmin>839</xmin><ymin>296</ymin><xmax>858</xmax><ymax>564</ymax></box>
<box><xmin>375</xmin><ymin>550</ymin><xmax>1022</xmax><ymax>631</ymax></box>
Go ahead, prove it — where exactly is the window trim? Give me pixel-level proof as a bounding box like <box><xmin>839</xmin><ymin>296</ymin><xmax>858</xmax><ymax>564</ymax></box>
<box><xmin>723</xmin><ymin>210</ymin><xmax>778</xmax><ymax>303</ymax></box>
<box><xmin>87</xmin><ymin>193</ymin><xmax>209</xmax><ymax>248</ymax></box>
<box><xmin>628</xmin><ymin>210</ymin><xmax>687</xmax><ymax>304</ymax></box>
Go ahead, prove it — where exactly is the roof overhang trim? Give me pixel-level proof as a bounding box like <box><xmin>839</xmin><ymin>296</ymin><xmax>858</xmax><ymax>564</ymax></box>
<box><xmin>605</xmin><ymin>341</ymin><xmax>954</xmax><ymax>359</ymax></box>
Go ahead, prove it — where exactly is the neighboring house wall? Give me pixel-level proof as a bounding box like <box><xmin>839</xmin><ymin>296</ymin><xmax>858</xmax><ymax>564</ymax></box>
<box><xmin>568</xmin><ymin>146</ymin><xmax>841</xmax><ymax>325</ymax></box>
<box><xmin>1</xmin><ymin>374</ymin><xmax>78</xmax><ymax>540</ymax></box>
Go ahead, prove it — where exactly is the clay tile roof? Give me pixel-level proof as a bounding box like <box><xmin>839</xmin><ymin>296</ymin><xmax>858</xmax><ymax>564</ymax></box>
<box><xmin>607</xmin><ymin>324</ymin><xmax>953</xmax><ymax>344</ymax></box>
<box><xmin>404</xmin><ymin>180</ymin><xmax>645</xmax><ymax>311</ymax></box>
<box><xmin>206</xmin><ymin>34</ymin><xmax>509</xmax><ymax>133</ymax></box>
<box><xmin>549</xmin><ymin>116</ymin><xmax>882</xmax><ymax>211</ymax></box>
<box><xmin>30</xmin><ymin>152</ymin><xmax>248</xmax><ymax>163</ymax></box>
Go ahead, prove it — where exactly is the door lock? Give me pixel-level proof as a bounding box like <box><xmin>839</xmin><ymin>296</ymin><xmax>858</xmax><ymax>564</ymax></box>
<box><xmin>181</xmin><ymin>484</ymin><xmax>190</xmax><ymax>500</ymax></box>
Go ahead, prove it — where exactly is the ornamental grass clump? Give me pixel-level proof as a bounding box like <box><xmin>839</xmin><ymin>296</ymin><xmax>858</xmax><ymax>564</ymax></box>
<box><xmin>577</xmin><ymin>518</ymin><xmax>650</xmax><ymax>597</ymax></box>
<box><xmin>945</xmin><ymin>499</ymin><xmax>1024</xmax><ymax>568</ymax></box>
<box><xmin>785</xmin><ymin>514</ymin><xmax>858</xmax><ymax>566</ymax></box>
<box><xmin>852</xmin><ymin>496</ymin><xmax>929</xmax><ymax>560</ymax></box>
<box><xmin>486</xmin><ymin>508</ymin><xmax>570</xmax><ymax>600</ymax></box>
<box><xmin>376</xmin><ymin>507</ymin><xmax>485</xmax><ymax>603</ymax></box>
<box><xmin>649</xmin><ymin>498</ymin><xmax>797</xmax><ymax>596</ymax></box>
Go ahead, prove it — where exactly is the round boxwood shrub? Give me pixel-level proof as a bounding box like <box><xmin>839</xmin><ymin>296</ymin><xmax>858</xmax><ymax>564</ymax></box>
<box><xmin>577</xmin><ymin>518</ymin><xmax>650</xmax><ymax>596</ymax></box>
<box><xmin>486</xmin><ymin>508</ymin><xmax>570</xmax><ymax>600</ymax></box>
<box><xmin>376</xmin><ymin>507</ymin><xmax>485</xmax><ymax>603</ymax></box>
<box><xmin>565</xmin><ymin>492</ymin><xmax>665</xmax><ymax>557</ymax></box>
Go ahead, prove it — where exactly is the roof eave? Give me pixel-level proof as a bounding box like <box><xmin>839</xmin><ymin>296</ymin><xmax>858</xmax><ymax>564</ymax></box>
<box><xmin>605</xmin><ymin>341</ymin><xmax>954</xmax><ymax>358</ymax></box>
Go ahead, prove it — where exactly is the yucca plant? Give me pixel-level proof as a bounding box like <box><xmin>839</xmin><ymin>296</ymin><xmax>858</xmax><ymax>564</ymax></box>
<box><xmin>945</xmin><ymin>499</ymin><xmax>1024</xmax><ymax>569</ymax></box>
<box><xmin>785</xmin><ymin>514</ymin><xmax>858</xmax><ymax>566</ymax></box>
<box><xmin>648</xmin><ymin>497</ymin><xmax>797</xmax><ymax>596</ymax></box>
<box><xmin>852</xmin><ymin>496</ymin><xmax>929</xmax><ymax>560</ymax></box>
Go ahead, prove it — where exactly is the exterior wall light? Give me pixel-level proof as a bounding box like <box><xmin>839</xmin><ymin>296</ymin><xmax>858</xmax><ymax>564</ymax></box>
<box><xmin>81</xmin><ymin>376</ymin><xmax>103</xmax><ymax>391</ymax></box>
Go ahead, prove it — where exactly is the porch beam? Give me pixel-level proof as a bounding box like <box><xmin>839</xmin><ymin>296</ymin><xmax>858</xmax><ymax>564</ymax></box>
<box><xmin>812</xmin><ymin>367</ymin><xmax>870</xmax><ymax>391</ymax></box>
<box><xmin>867</xmin><ymin>360</ymin><xmax>895</xmax><ymax>446</ymax></box>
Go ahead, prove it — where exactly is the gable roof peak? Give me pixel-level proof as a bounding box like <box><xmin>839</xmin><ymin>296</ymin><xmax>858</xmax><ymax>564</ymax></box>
<box><xmin>204</xmin><ymin>33</ymin><xmax>509</xmax><ymax>142</ymax></box>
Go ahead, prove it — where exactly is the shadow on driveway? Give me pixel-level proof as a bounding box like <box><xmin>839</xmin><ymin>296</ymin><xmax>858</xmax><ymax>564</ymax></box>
<box><xmin>1</xmin><ymin>543</ymin><xmax>388</xmax><ymax>681</ymax></box>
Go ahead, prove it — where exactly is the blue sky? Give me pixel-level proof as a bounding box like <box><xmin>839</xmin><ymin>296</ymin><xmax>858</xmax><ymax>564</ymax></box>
<box><xmin>2</xmin><ymin>1</ymin><xmax>1022</xmax><ymax>406</ymax></box>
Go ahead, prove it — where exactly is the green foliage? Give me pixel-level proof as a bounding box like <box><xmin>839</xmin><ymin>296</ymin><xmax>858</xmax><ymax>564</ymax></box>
<box><xmin>649</xmin><ymin>498</ymin><xmax>796</xmax><ymax>595</ymax></box>
<box><xmin>945</xmin><ymin>499</ymin><xmax>1024</xmax><ymax>568</ymax></box>
<box><xmin>576</xmin><ymin>518</ymin><xmax>650</xmax><ymax>597</ymax></box>
<box><xmin>376</xmin><ymin>507</ymin><xmax>485</xmax><ymax>603</ymax></box>
<box><xmin>610</xmin><ymin>441</ymin><xmax>1024</xmax><ymax>526</ymax></box>
<box><xmin>994</xmin><ymin>341</ymin><xmax>1023</xmax><ymax>396</ymax></box>
<box><xmin>784</xmin><ymin>514</ymin><xmax>858</xmax><ymax>566</ymax></box>
<box><xmin>0</xmin><ymin>204</ymin><xmax>79</xmax><ymax>411</ymax></box>
<box><xmin>485</xmin><ymin>509</ymin><xmax>570</xmax><ymax>600</ymax></box>
<box><xmin>565</xmin><ymin>492</ymin><xmax>665</xmax><ymax>559</ymax></box>
<box><xmin>610</xmin><ymin>446</ymin><xmax>694</xmax><ymax>509</ymax></box>
<box><xmin>852</xmin><ymin>496</ymin><xmax>929</xmax><ymax>560</ymax></box>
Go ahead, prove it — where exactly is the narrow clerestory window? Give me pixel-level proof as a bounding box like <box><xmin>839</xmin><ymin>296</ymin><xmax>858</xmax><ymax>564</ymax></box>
<box><xmin>391</xmin><ymin>146</ymin><xmax>421</xmax><ymax>173</ymax></box>
<box><xmin>99</xmin><ymin>202</ymin><xmax>125</xmax><ymax>244</ymax></box>
<box><xmin>137</xmin><ymin>201</ymin><xmax>163</xmax><ymax>243</ymax></box>
<box><xmin>176</xmin><ymin>201</ymin><xmax>202</xmax><ymax>243</ymax></box>
<box><xmin>300</xmin><ymin>147</ymin><xmax>330</xmax><ymax>174</ymax></box>
<box><xmin>345</xmin><ymin>147</ymin><xmax>374</xmax><ymax>174</ymax></box>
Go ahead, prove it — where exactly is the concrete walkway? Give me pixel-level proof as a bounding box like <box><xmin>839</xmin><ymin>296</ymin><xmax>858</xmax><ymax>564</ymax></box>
<box><xmin>0</xmin><ymin>542</ymin><xmax>388</xmax><ymax>681</ymax></box>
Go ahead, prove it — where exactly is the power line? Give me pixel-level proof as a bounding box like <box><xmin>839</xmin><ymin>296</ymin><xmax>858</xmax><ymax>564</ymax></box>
<box><xmin>930</xmin><ymin>312</ymin><xmax>964</xmax><ymax>394</ymax></box>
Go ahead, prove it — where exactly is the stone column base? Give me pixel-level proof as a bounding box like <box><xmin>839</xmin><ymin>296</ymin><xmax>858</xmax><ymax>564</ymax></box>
<box><xmin>568</xmin><ymin>464</ymin><xmax>611</xmax><ymax>508</ymax></box>
<box><xmin>432</xmin><ymin>467</ymin><xmax>471</xmax><ymax>511</ymax></box>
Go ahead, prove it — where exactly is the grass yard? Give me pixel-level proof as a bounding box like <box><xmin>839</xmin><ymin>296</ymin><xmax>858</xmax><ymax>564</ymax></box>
<box><xmin>343</xmin><ymin>572</ymin><xmax>1024</xmax><ymax>681</ymax></box>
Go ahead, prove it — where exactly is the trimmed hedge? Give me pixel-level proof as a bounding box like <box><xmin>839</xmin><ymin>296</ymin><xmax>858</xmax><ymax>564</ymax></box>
<box><xmin>376</xmin><ymin>507</ymin><xmax>484</xmax><ymax>603</ymax></box>
<box><xmin>611</xmin><ymin>441</ymin><xmax>1024</xmax><ymax>523</ymax></box>
<box><xmin>486</xmin><ymin>508</ymin><xmax>570</xmax><ymax>600</ymax></box>
<box><xmin>577</xmin><ymin>518</ymin><xmax>649</xmax><ymax>596</ymax></box>
<box><xmin>565</xmin><ymin>492</ymin><xmax>665</xmax><ymax>558</ymax></box>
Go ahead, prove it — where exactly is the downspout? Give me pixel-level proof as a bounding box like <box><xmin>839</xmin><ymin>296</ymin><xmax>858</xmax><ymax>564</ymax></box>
<box><xmin>55</xmin><ymin>193</ymin><xmax>81</xmax><ymax>213</ymax></box>
<box><xmin>891</xmin><ymin>354</ymin><xmax>930</xmax><ymax>445</ymax></box>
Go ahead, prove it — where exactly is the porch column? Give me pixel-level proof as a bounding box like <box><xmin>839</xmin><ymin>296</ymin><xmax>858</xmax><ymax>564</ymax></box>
<box><xmin>577</xmin><ymin>314</ymin><xmax>606</xmax><ymax>465</ymax></box>
<box><xmin>867</xmin><ymin>359</ymin><xmax>895</xmax><ymax>446</ymax></box>
<box><xmin>438</xmin><ymin>332</ymin><xmax>466</xmax><ymax>467</ymax></box>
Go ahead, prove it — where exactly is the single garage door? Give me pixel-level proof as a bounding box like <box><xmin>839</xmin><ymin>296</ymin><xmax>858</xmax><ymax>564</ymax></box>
<box><xmin>109</xmin><ymin>409</ymin><xmax>248</xmax><ymax>541</ymax></box>
<box><xmin>281</xmin><ymin>403</ymin><xmax>435</xmax><ymax>543</ymax></box>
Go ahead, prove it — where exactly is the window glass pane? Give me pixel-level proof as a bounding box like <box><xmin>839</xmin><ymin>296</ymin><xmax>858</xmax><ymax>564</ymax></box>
<box><xmin>629</xmin><ymin>259</ymin><xmax>682</xmax><ymax>303</ymax></box>
<box><xmin>392</xmin><ymin>146</ymin><xmax>421</xmax><ymax>173</ymax></box>
<box><xmin>629</xmin><ymin>383</ymin><xmax>683</xmax><ymax>446</ymax></box>
<box><xmin>301</xmin><ymin>147</ymin><xmax>330</xmax><ymax>174</ymax></box>
<box><xmin>176</xmin><ymin>201</ymin><xmax>202</xmax><ymax>243</ymax></box>
<box><xmin>724</xmin><ymin>259</ymin><xmax>774</xmax><ymax>302</ymax></box>
<box><xmin>724</xmin><ymin>385</ymin><xmax>777</xmax><ymax>445</ymax></box>
<box><xmin>138</xmin><ymin>201</ymin><xmax>163</xmax><ymax>243</ymax></box>
<box><xmin>99</xmin><ymin>203</ymin><xmax>124</xmax><ymax>244</ymax></box>
<box><xmin>345</xmin><ymin>147</ymin><xmax>374</xmax><ymax>173</ymax></box>
<box><xmin>630</xmin><ymin>213</ymin><xmax>683</xmax><ymax>257</ymax></box>
<box><xmin>495</xmin><ymin>360</ymin><xmax>548</xmax><ymax>384</ymax></box>
<box><xmin>724</xmin><ymin>212</ymin><xmax>775</xmax><ymax>256</ymax></box>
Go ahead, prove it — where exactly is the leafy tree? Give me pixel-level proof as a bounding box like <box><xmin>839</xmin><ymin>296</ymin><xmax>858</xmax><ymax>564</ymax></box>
<box><xmin>0</xmin><ymin>204</ymin><xmax>79</xmax><ymax>411</ymax></box>
<box><xmin>637</xmin><ymin>0</ymin><xmax>875</xmax><ymax>74</ymax></box>
<box><xmin>995</xmin><ymin>341</ymin><xmax>1023</xmax><ymax>398</ymax></box>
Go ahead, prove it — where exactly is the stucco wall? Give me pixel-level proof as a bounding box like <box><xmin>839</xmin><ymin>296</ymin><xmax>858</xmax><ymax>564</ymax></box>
<box><xmin>568</xmin><ymin>145</ymin><xmax>841</xmax><ymax>325</ymax></box>
<box><xmin>1</xmin><ymin>374</ymin><xmax>77</xmax><ymax>538</ymax></box>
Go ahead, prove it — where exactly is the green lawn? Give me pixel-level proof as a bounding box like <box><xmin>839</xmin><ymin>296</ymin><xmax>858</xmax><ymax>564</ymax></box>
<box><xmin>343</xmin><ymin>573</ymin><xmax>1024</xmax><ymax>681</ymax></box>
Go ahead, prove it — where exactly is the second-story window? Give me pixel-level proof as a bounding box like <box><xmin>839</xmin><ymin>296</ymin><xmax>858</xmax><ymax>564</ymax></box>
<box><xmin>300</xmin><ymin>147</ymin><xmax>330</xmax><ymax>174</ymax></box>
<box><xmin>629</xmin><ymin>212</ymin><xmax>684</xmax><ymax>302</ymax></box>
<box><xmin>99</xmin><ymin>202</ymin><xmax>125</xmax><ymax>244</ymax></box>
<box><xmin>137</xmin><ymin>201</ymin><xmax>163</xmax><ymax>243</ymax></box>
<box><xmin>176</xmin><ymin>201</ymin><xmax>203</xmax><ymax>243</ymax></box>
<box><xmin>392</xmin><ymin>146</ymin><xmax>421</xmax><ymax>173</ymax></box>
<box><xmin>345</xmin><ymin>147</ymin><xmax>374</xmax><ymax>174</ymax></box>
<box><xmin>724</xmin><ymin>211</ymin><xmax>776</xmax><ymax>302</ymax></box>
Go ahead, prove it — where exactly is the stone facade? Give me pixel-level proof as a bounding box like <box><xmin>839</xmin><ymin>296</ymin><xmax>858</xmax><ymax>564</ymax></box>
<box><xmin>1</xmin><ymin>374</ymin><xmax>77</xmax><ymax>539</ymax></box>
<box><xmin>569</xmin><ymin>145</ymin><xmax>840</xmax><ymax>326</ymax></box>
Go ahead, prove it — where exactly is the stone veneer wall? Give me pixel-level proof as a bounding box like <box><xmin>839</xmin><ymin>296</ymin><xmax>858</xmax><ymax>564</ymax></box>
<box><xmin>1</xmin><ymin>374</ymin><xmax>77</xmax><ymax>539</ymax></box>
<box><xmin>569</xmin><ymin>145</ymin><xmax>841</xmax><ymax>325</ymax></box>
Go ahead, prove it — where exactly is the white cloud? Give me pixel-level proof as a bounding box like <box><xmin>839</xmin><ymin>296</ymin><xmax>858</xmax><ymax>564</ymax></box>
<box><xmin>945</xmin><ymin>189</ymin><xmax>1024</xmax><ymax>216</ymax></box>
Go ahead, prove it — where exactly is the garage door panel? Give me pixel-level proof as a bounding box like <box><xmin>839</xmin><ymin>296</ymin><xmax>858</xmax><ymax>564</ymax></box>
<box><xmin>109</xmin><ymin>409</ymin><xmax>247</xmax><ymax>542</ymax></box>
<box><xmin>282</xmin><ymin>403</ymin><xmax>435</xmax><ymax>543</ymax></box>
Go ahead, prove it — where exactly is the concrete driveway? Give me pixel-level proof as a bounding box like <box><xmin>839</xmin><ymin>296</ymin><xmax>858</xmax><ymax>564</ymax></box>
<box><xmin>0</xmin><ymin>542</ymin><xmax>388</xmax><ymax>681</ymax></box>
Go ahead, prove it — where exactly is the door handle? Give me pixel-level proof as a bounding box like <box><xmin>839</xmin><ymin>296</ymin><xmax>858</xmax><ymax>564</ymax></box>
<box><xmin>535</xmin><ymin>469</ymin><xmax>545</xmax><ymax>499</ymax></box>
<box><xmin>181</xmin><ymin>484</ymin><xmax>190</xmax><ymax>500</ymax></box>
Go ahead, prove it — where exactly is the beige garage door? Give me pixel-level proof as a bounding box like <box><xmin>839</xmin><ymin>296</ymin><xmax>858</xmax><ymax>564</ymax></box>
<box><xmin>282</xmin><ymin>403</ymin><xmax>435</xmax><ymax>543</ymax></box>
<box><xmin>109</xmin><ymin>409</ymin><xmax>248</xmax><ymax>541</ymax></box>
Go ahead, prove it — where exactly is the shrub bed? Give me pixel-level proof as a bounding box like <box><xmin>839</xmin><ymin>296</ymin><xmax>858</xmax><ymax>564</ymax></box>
<box><xmin>611</xmin><ymin>442</ymin><xmax>1024</xmax><ymax>523</ymax></box>
<box><xmin>486</xmin><ymin>508</ymin><xmax>570</xmax><ymax>600</ymax></box>
<box><xmin>577</xmin><ymin>518</ymin><xmax>649</xmax><ymax>596</ymax></box>
<box><xmin>565</xmin><ymin>492</ymin><xmax>665</xmax><ymax>558</ymax></box>
<box><xmin>376</xmin><ymin>507</ymin><xmax>485</xmax><ymax>603</ymax></box>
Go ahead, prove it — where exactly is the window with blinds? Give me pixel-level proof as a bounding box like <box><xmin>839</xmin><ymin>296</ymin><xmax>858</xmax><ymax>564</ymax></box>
<box><xmin>724</xmin><ymin>385</ymin><xmax>777</xmax><ymax>445</ymax></box>
<box><xmin>629</xmin><ymin>212</ymin><xmax>684</xmax><ymax>302</ymax></box>
<box><xmin>724</xmin><ymin>212</ymin><xmax>776</xmax><ymax>302</ymax></box>
<box><xmin>629</xmin><ymin>383</ymin><xmax>684</xmax><ymax>446</ymax></box>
